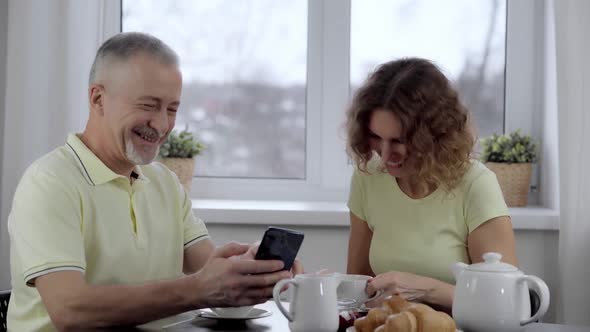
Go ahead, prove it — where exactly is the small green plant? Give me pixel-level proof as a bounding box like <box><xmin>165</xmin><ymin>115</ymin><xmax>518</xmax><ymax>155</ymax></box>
<box><xmin>480</xmin><ymin>130</ymin><xmax>537</xmax><ymax>163</ymax></box>
<box><xmin>159</xmin><ymin>129</ymin><xmax>205</xmax><ymax>158</ymax></box>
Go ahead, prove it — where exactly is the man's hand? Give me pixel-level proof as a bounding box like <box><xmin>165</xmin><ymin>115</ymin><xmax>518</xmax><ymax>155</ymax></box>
<box><xmin>242</xmin><ymin>242</ymin><xmax>305</xmax><ymax>276</ymax></box>
<box><xmin>241</xmin><ymin>241</ymin><xmax>260</xmax><ymax>260</ymax></box>
<box><xmin>190</xmin><ymin>242</ymin><xmax>291</xmax><ymax>308</ymax></box>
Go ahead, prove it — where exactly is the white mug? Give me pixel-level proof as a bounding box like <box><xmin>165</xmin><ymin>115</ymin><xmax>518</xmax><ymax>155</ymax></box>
<box><xmin>273</xmin><ymin>274</ymin><xmax>341</xmax><ymax>332</ymax></box>
<box><xmin>335</xmin><ymin>274</ymin><xmax>381</xmax><ymax>307</ymax></box>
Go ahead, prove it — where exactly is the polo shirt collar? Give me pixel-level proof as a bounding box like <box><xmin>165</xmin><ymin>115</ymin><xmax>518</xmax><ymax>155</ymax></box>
<box><xmin>66</xmin><ymin>134</ymin><xmax>150</xmax><ymax>186</ymax></box>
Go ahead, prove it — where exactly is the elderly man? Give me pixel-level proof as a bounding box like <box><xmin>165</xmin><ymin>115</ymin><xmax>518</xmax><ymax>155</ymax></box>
<box><xmin>7</xmin><ymin>32</ymin><xmax>296</xmax><ymax>332</ymax></box>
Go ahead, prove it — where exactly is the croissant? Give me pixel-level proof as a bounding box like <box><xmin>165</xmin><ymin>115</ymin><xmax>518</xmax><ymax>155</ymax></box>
<box><xmin>405</xmin><ymin>303</ymin><xmax>434</xmax><ymax>319</ymax></box>
<box><xmin>375</xmin><ymin>311</ymin><xmax>417</xmax><ymax>332</ymax></box>
<box><xmin>354</xmin><ymin>307</ymin><xmax>392</xmax><ymax>332</ymax></box>
<box><xmin>361</xmin><ymin>296</ymin><xmax>456</xmax><ymax>332</ymax></box>
<box><xmin>353</xmin><ymin>316</ymin><xmax>371</xmax><ymax>332</ymax></box>
<box><xmin>418</xmin><ymin>311</ymin><xmax>456</xmax><ymax>332</ymax></box>
<box><xmin>383</xmin><ymin>296</ymin><xmax>412</xmax><ymax>314</ymax></box>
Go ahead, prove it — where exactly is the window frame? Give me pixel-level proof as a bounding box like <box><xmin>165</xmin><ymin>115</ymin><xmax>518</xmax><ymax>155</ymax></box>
<box><xmin>108</xmin><ymin>0</ymin><xmax>547</xmax><ymax>205</ymax></box>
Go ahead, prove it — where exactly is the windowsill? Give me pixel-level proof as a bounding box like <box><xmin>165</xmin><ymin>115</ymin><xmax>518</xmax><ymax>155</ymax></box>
<box><xmin>192</xmin><ymin>199</ymin><xmax>559</xmax><ymax>231</ymax></box>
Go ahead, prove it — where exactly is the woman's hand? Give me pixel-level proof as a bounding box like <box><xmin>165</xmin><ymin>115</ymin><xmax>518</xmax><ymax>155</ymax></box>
<box><xmin>366</xmin><ymin>271</ymin><xmax>454</xmax><ymax>309</ymax></box>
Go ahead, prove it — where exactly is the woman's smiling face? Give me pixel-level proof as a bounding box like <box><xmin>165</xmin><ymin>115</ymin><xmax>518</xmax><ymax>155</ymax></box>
<box><xmin>368</xmin><ymin>109</ymin><xmax>409</xmax><ymax>178</ymax></box>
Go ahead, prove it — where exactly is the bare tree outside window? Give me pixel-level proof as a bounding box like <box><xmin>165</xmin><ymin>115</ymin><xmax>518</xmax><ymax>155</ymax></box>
<box><xmin>351</xmin><ymin>0</ymin><xmax>506</xmax><ymax>139</ymax></box>
<box><xmin>123</xmin><ymin>0</ymin><xmax>308</xmax><ymax>178</ymax></box>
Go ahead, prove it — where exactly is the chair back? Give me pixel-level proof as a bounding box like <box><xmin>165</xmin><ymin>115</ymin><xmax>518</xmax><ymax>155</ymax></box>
<box><xmin>0</xmin><ymin>290</ymin><xmax>10</xmax><ymax>332</ymax></box>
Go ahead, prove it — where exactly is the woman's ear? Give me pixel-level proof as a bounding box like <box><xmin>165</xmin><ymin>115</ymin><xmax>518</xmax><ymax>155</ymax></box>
<box><xmin>89</xmin><ymin>84</ymin><xmax>105</xmax><ymax>116</ymax></box>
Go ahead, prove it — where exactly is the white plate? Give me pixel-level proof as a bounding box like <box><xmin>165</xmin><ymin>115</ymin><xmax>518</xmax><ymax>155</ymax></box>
<box><xmin>347</xmin><ymin>328</ymin><xmax>463</xmax><ymax>332</ymax></box>
<box><xmin>197</xmin><ymin>308</ymin><xmax>272</xmax><ymax>320</ymax></box>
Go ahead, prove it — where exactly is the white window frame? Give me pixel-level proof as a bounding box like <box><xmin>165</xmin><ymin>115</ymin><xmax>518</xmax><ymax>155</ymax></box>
<box><xmin>187</xmin><ymin>0</ymin><xmax>352</xmax><ymax>202</ymax></box>
<box><xmin>105</xmin><ymin>0</ymin><xmax>552</xmax><ymax>206</ymax></box>
<box><xmin>505</xmin><ymin>0</ymin><xmax>556</xmax><ymax>208</ymax></box>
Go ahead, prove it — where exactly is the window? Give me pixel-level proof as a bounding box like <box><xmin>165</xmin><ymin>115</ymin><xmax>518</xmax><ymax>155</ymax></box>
<box><xmin>116</xmin><ymin>0</ymin><xmax>543</xmax><ymax>203</ymax></box>
<box><xmin>123</xmin><ymin>1</ymin><xmax>308</xmax><ymax>179</ymax></box>
<box><xmin>350</xmin><ymin>0</ymin><xmax>506</xmax><ymax>138</ymax></box>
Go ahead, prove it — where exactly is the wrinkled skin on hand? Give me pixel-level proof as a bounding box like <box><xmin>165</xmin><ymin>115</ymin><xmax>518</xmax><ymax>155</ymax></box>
<box><xmin>241</xmin><ymin>242</ymin><xmax>305</xmax><ymax>276</ymax></box>
<box><xmin>191</xmin><ymin>242</ymin><xmax>292</xmax><ymax>308</ymax></box>
<box><xmin>365</xmin><ymin>271</ymin><xmax>434</xmax><ymax>307</ymax></box>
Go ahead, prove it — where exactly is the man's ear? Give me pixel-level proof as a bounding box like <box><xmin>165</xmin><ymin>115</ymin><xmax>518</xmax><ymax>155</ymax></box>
<box><xmin>89</xmin><ymin>84</ymin><xmax>105</xmax><ymax>115</ymax></box>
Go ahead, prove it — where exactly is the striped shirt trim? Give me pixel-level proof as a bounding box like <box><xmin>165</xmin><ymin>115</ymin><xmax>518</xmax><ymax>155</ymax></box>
<box><xmin>184</xmin><ymin>234</ymin><xmax>210</xmax><ymax>249</ymax></box>
<box><xmin>24</xmin><ymin>265</ymin><xmax>85</xmax><ymax>286</ymax></box>
<box><xmin>66</xmin><ymin>142</ymin><xmax>95</xmax><ymax>186</ymax></box>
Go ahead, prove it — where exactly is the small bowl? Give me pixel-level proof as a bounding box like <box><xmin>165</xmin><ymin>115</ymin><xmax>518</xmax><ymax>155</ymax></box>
<box><xmin>210</xmin><ymin>305</ymin><xmax>255</xmax><ymax>318</ymax></box>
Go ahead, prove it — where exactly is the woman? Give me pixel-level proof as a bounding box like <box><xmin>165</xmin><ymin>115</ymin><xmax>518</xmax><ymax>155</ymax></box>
<box><xmin>345</xmin><ymin>57</ymin><xmax>517</xmax><ymax>312</ymax></box>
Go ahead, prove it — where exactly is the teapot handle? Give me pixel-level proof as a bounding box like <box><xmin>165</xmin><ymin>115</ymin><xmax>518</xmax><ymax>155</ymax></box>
<box><xmin>273</xmin><ymin>278</ymin><xmax>297</xmax><ymax>322</ymax></box>
<box><xmin>518</xmin><ymin>275</ymin><xmax>550</xmax><ymax>325</ymax></box>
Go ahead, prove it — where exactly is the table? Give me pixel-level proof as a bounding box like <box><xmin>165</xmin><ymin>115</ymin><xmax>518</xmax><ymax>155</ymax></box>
<box><xmin>137</xmin><ymin>301</ymin><xmax>589</xmax><ymax>332</ymax></box>
<box><xmin>526</xmin><ymin>325</ymin><xmax>590</xmax><ymax>332</ymax></box>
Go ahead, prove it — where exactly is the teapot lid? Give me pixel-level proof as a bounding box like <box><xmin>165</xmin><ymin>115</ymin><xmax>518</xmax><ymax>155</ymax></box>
<box><xmin>467</xmin><ymin>252</ymin><xmax>518</xmax><ymax>272</ymax></box>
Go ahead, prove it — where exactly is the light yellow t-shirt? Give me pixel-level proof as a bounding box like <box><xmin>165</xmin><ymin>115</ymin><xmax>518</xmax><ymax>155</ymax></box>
<box><xmin>7</xmin><ymin>134</ymin><xmax>209</xmax><ymax>332</ymax></box>
<box><xmin>347</xmin><ymin>159</ymin><xmax>509</xmax><ymax>284</ymax></box>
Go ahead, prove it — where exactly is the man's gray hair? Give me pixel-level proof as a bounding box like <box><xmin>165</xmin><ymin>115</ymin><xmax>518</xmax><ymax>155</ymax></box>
<box><xmin>88</xmin><ymin>32</ymin><xmax>179</xmax><ymax>85</ymax></box>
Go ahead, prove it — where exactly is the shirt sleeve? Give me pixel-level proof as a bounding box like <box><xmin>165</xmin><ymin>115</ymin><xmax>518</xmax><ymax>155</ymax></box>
<box><xmin>464</xmin><ymin>169</ymin><xmax>510</xmax><ymax>233</ymax></box>
<box><xmin>179</xmin><ymin>186</ymin><xmax>209</xmax><ymax>249</ymax></box>
<box><xmin>347</xmin><ymin>167</ymin><xmax>370</xmax><ymax>227</ymax></box>
<box><xmin>8</xmin><ymin>166</ymin><xmax>86</xmax><ymax>286</ymax></box>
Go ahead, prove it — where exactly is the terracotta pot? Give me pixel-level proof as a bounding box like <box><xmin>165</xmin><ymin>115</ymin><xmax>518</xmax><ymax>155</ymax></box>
<box><xmin>485</xmin><ymin>162</ymin><xmax>532</xmax><ymax>207</ymax></box>
<box><xmin>159</xmin><ymin>157</ymin><xmax>195</xmax><ymax>193</ymax></box>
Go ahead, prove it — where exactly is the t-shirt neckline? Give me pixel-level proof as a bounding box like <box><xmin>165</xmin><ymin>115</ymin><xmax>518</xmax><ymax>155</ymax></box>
<box><xmin>388</xmin><ymin>175</ymin><xmax>442</xmax><ymax>203</ymax></box>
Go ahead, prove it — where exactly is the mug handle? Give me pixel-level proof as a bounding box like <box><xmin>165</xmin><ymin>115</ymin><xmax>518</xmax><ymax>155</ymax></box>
<box><xmin>519</xmin><ymin>275</ymin><xmax>550</xmax><ymax>325</ymax></box>
<box><xmin>363</xmin><ymin>277</ymin><xmax>383</xmax><ymax>304</ymax></box>
<box><xmin>363</xmin><ymin>289</ymin><xmax>384</xmax><ymax>304</ymax></box>
<box><xmin>273</xmin><ymin>278</ymin><xmax>297</xmax><ymax>322</ymax></box>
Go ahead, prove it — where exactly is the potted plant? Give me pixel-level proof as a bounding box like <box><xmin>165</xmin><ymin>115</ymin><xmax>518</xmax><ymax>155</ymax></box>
<box><xmin>480</xmin><ymin>130</ymin><xmax>538</xmax><ymax>207</ymax></box>
<box><xmin>158</xmin><ymin>129</ymin><xmax>205</xmax><ymax>192</ymax></box>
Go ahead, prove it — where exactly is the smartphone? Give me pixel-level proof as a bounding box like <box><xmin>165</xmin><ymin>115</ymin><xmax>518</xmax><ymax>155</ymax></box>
<box><xmin>254</xmin><ymin>226</ymin><xmax>304</xmax><ymax>271</ymax></box>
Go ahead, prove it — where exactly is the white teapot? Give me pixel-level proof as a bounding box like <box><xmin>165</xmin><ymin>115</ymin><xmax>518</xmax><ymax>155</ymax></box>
<box><xmin>452</xmin><ymin>252</ymin><xmax>550</xmax><ymax>332</ymax></box>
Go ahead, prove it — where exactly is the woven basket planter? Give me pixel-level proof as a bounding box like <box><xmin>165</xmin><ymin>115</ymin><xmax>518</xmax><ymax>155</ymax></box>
<box><xmin>485</xmin><ymin>162</ymin><xmax>532</xmax><ymax>207</ymax></box>
<box><xmin>160</xmin><ymin>157</ymin><xmax>195</xmax><ymax>193</ymax></box>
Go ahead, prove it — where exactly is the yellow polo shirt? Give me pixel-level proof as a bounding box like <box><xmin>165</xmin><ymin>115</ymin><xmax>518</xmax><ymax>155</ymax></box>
<box><xmin>347</xmin><ymin>159</ymin><xmax>509</xmax><ymax>284</ymax></box>
<box><xmin>7</xmin><ymin>134</ymin><xmax>209</xmax><ymax>332</ymax></box>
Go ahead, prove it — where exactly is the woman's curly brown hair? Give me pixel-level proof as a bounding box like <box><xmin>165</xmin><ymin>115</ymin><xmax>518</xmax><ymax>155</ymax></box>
<box><xmin>346</xmin><ymin>57</ymin><xmax>475</xmax><ymax>191</ymax></box>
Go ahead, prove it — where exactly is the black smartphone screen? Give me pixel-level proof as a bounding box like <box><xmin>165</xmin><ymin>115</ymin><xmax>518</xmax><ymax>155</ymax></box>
<box><xmin>254</xmin><ymin>226</ymin><xmax>304</xmax><ymax>271</ymax></box>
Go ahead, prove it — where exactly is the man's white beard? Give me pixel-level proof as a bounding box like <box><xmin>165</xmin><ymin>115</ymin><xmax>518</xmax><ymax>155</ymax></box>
<box><xmin>125</xmin><ymin>137</ymin><xmax>159</xmax><ymax>165</ymax></box>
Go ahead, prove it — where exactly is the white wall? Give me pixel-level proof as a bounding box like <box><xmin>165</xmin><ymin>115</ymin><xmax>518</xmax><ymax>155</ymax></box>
<box><xmin>206</xmin><ymin>224</ymin><xmax>559</xmax><ymax>323</ymax></box>
<box><xmin>554</xmin><ymin>0</ymin><xmax>590</xmax><ymax>325</ymax></box>
<box><xmin>0</xmin><ymin>0</ymin><xmax>109</xmax><ymax>289</ymax></box>
<box><xmin>540</xmin><ymin>0</ymin><xmax>560</xmax><ymax>211</ymax></box>
<box><xmin>0</xmin><ymin>0</ymin><xmax>10</xmax><ymax>290</ymax></box>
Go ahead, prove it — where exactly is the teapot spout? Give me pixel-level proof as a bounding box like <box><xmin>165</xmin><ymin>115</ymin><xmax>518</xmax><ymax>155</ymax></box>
<box><xmin>451</xmin><ymin>262</ymin><xmax>468</xmax><ymax>281</ymax></box>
